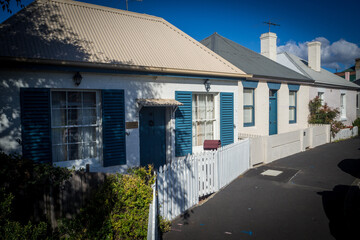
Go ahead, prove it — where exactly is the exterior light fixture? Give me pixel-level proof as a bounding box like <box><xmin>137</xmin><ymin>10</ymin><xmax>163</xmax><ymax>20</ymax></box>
<box><xmin>204</xmin><ymin>79</ymin><xmax>211</xmax><ymax>92</ymax></box>
<box><xmin>73</xmin><ymin>72</ymin><xmax>82</xmax><ymax>86</ymax></box>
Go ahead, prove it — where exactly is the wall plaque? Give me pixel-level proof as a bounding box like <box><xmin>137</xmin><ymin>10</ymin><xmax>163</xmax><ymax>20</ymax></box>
<box><xmin>126</xmin><ymin>121</ymin><xmax>139</xmax><ymax>129</ymax></box>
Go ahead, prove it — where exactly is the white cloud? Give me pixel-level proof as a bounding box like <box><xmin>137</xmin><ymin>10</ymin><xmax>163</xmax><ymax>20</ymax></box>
<box><xmin>278</xmin><ymin>37</ymin><xmax>360</xmax><ymax>71</ymax></box>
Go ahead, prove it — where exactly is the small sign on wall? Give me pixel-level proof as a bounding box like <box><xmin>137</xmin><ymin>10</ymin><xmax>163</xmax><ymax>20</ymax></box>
<box><xmin>126</xmin><ymin>121</ymin><xmax>139</xmax><ymax>129</ymax></box>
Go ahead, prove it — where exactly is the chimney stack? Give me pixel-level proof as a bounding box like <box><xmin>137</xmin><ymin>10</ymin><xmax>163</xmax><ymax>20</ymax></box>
<box><xmin>260</xmin><ymin>32</ymin><xmax>277</xmax><ymax>61</ymax></box>
<box><xmin>345</xmin><ymin>72</ymin><xmax>350</xmax><ymax>81</ymax></box>
<box><xmin>307</xmin><ymin>41</ymin><xmax>321</xmax><ymax>72</ymax></box>
<box><xmin>356</xmin><ymin>58</ymin><xmax>360</xmax><ymax>80</ymax></box>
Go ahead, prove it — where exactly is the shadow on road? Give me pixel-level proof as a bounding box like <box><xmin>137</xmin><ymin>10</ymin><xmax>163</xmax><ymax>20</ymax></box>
<box><xmin>318</xmin><ymin>158</ymin><xmax>360</xmax><ymax>240</ymax></box>
<box><xmin>338</xmin><ymin>158</ymin><xmax>360</xmax><ymax>178</ymax></box>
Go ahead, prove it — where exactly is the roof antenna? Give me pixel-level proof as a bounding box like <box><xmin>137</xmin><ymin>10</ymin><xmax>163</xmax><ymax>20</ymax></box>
<box><xmin>125</xmin><ymin>0</ymin><xmax>143</xmax><ymax>11</ymax></box>
<box><xmin>263</xmin><ymin>20</ymin><xmax>280</xmax><ymax>32</ymax></box>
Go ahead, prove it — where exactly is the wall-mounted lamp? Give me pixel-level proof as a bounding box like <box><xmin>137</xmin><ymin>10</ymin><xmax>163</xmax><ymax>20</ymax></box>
<box><xmin>73</xmin><ymin>72</ymin><xmax>82</xmax><ymax>86</ymax></box>
<box><xmin>204</xmin><ymin>79</ymin><xmax>211</xmax><ymax>92</ymax></box>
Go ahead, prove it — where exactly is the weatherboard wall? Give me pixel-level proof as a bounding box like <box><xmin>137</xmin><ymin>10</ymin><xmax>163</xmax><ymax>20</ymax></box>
<box><xmin>0</xmin><ymin>70</ymin><xmax>239</xmax><ymax>172</ymax></box>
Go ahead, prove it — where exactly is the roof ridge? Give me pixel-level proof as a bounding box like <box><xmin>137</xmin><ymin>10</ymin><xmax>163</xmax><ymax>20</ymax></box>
<box><xmin>282</xmin><ymin>52</ymin><xmax>312</xmax><ymax>79</ymax></box>
<box><xmin>48</xmin><ymin>0</ymin><xmax>164</xmax><ymax>22</ymax></box>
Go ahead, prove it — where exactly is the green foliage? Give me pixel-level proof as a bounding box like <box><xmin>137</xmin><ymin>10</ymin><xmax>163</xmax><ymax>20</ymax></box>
<box><xmin>0</xmin><ymin>151</ymin><xmax>72</xmax><ymax>239</ymax></box>
<box><xmin>353</xmin><ymin>117</ymin><xmax>360</xmax><ymax>135</ymax></box>
<box><xmin>59</xmin><ymin>165</ymin><xmax>156</xmax><ymax>240</ymax></box>
<box><xmin>308</xmin><ymin>96</ymin><xmax>339</xmax><ymax>124</ymax></box>
<box><xmin>158</xmin><ymin>216</ymin><xmax>171</xmax><ymax>233</ymax></box>
<box><xmin>0</xmin><ymin>188</ymin><xmax>49</xmax><ymax>240</ymax></box>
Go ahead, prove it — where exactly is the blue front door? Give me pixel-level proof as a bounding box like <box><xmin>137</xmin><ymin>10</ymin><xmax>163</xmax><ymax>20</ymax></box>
<box><xmin>140</xmin><ymin>107</ymin><xmax>166</xmax><ymax>170</ymax></box>
<box><xmin>269</xmin><ymin>90</ymin><xmax>278</xmax><ymax>135</ymax></box>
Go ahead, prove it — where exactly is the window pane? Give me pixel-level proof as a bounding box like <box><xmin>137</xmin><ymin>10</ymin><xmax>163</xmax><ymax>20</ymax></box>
<box><xmin>52</xmin><ymin>92</ymin><xmax>66</xmax><ymax>108</ymax></box>
<box><xmin>52</xmin><ymin>108</ymin><xmax>66</xmax><ymax>126</ymax></box>
<box><xmin>83</xmin><ymin>108</ymin><xmax>97</xmax><ymax>125</ymax></box>
<box><xmin>52</xmin><ymin>145</ymin><xmax>67</xmax><ymax>162</ymax></box>
<box><xmin>82</xmin><ymin>127</ymin><xmax>97</xmax><ymax>143</ymax></box>
<box><xmin>206</xmin><ymin>95</ymin><xmax>214</xmax><ymax>119</ymax></box>
<box><xmin>68</xmin><ymin>92</ymin><xmax>82</xmax><ymax>108</ymax></box>
<box><xmin>52</xmin><ymin>128</ymin><xmax>66</xmax><ymax>145</ymax></box>
<box><xmin>198</xmin><ymin>95</ymin><xmax>206</xmax><ymax>120</ymax></box>
<box><xmin>68</xmin><ymin>128</ymin><xmax>82</xmax><ymax>143</ymax></box>
<box><xmin>68</xmin><ymin>108</ymin><xmax>82</xmax><ymax>125</ymax></box>
<box><xmin>83</xmin><ymin>143</ymin><xmax>97</xmax><ymax>159</ymax></box>
<box><xmin>244</xmin><ymin>107</ymin><xmax>253</xmax><ymax>123</ymax></box>
<box><xmin>289</xmin><ymin>108</ymin><xmax>295</xmax><ymax>121</ymax></box>
<box><xmin>289</xmin><ymin>92</ymin><xmax>295</xmax><ymax>106</ymax></box>
<box><xmin>244</xmin><ymin>89</ymin><xmax>253</xmax><ymax>105</ymax></box>
<box><xmin>197</xmin><ymin>122</ymin><xmax>205</xmax><ymax>146</ymax></box>
<box><xmin>83</xmin><ymin>92</ymin><xmax>96</xmax><ymax>107</ymax></box>
<box><xmin>69</xmin><ymin>144</ymin><xmax>82</xmax><ymax>161</ymax></box>
<box><xmin>205</xmin><ymin>121</ymin><xmax>213</xmax><ymax>140</ymax></box>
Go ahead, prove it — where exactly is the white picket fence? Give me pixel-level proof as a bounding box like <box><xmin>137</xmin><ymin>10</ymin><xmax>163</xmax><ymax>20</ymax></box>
<box><xmin>157</xmin><ymin>139</ymin><xmax>250</xmax><ymax>221</ymax></box>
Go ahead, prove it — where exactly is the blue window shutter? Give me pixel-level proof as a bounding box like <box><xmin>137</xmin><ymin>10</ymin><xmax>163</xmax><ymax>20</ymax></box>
<box><xmin>102</xmin><ymin>90</ymin><xmax>126</xmax><ymax>167</ymax></box>
<box><xmin>20</xmin><ymin>88</ymin><xmax>52</xmax><ymax>164</ymax></box>
<box><xmin>220</xmin><ymin>92</ymin><xmax>234</xmax><ymax>146</ymax></box>
<box><xmin>175</xmin><ymin>91</ymin><xmax>192</xmax><ymax>157</ymax></box>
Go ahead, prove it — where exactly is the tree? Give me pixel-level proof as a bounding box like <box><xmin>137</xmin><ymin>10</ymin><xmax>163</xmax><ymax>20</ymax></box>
<box><xmin>1</xmin><ymin>0</ymin><xmax>23</xmax><ymax>14</ymax></box>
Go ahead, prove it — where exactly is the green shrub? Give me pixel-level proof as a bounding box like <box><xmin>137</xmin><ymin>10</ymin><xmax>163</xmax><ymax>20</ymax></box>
<box><xmin>59</xmin><ymin>166</ymin><xmax>156</xmax><ymax>240</ymax></box>
<box><xmin>353</xmin><ymin>117</ymin><xmax>360</xmax><ymax>135</ymax></box>
<box><xmin>0</xmin><ymin>151</ymin><xmax>72</xmax><ymax>239</ymax></box>
<box><xmin>0</xmin><ymin>188</ymin><xmax>49</xmax><ymax>240</ymax></box>
<box><xmin>308</xmin><ymin>97</ymin><xmax>339</xmax><ymax>124</ymax></box>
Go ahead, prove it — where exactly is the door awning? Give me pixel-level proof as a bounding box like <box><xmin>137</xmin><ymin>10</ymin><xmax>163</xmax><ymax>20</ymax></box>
<box><xmin>137</xmin><ymin>98</ymin><xmax>183</xmax><ymax>107</ymax></box>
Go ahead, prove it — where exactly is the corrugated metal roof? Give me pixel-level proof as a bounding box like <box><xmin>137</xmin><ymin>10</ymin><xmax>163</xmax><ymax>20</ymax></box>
<box><xmin>0</xmin><ymin>0</ymin><xmax>248</xmax><ymax>76</ymax></box>
<box><xmin>200</xmin><ymin>33</ymin><xmax>312</xmax><ymax>82</ymax></box>
<box><xmin>277</xmin><ymin>52</ymin><xmax>360</xmax><ymax>90</ymax></box>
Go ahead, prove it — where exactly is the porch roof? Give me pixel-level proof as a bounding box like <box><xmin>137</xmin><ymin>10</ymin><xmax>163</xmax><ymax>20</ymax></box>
<box><xmin>137</xmin><ymin>99</ymin><xmax>183</xmax><ymax>107</ymax></box>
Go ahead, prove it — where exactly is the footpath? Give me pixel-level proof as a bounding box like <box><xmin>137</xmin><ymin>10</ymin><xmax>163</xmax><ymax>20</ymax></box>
<box><xmin>163</xmin><ymin>137</ymin><xmax>360</xmax><ymax>240</ymax></box>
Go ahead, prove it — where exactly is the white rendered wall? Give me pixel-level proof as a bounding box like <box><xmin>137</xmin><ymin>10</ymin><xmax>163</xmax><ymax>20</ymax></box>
<box><xmin>309</xmin><ymin>86</ymin><xmax>357</xmax><ymax>125</ymax></box>
<box><xmin>0</xmin><ymin>70</ymin><xmax>239</xmax><ymax>172</ymax></box>
<box><xmin>238</xmin><ymin>81</ymin><xmax>309</xmax><ymax>136</ymax></box>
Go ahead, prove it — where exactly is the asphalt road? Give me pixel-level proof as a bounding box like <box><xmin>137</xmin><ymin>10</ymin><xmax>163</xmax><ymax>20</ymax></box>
<box><xmin>163</xmin><ymin>137</ymin><xmax>360</xmax><ymax>240</ymax></box>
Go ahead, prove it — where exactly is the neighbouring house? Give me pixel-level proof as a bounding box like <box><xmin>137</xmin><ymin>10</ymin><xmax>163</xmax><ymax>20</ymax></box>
<box><xmin>277</xmin><ymin>42</ymin><xmax>360</xmax><ymax>125</ymax></box>
<box><xmin>0</xmin><ymin>0</ymin><xmax>251</xmax><ymax>172</ymax></box>
<box><xmin>354</xmin><ymin>58</ymin><xmax>360</xmax><ymax>118</ymax></box>
<box><xmin>201</xmin><ymin>32</ymin><xmax>314</xmax><ymax>136</ymax></box>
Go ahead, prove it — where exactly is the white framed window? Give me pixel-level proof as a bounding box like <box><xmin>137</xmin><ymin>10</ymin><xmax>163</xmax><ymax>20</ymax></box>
<box><xmin>243</xmin><ymin>88</ymin><xmax>255</xmax><ymax>127</ymax></box>
<box><xmin>192</xmin><ymin>94</ymin><xmax>215</xmax><ymax>146</ymax></box>
<box><xmin>51</xmin><ymin>91</ymin><xmax>100</xmax><ymax>162</ymax></box>
<box><xmin>357</xmin><ymin>93</ymin><xmax>359</xmax><ymax>109</ymax></box>
<box><xmin>289</xmin><ymin>91</ymin><xmax>297</xmax><ymax>124</ymax></box>
<box><xmin>340</xmin><ymin>93</ymin><xmax>346</xmax><ymax>119</ymax></box>
<box><xmin>318</xmin><ymin>92</ymin><xmax>324</xmax><ymax>104</ymax></box>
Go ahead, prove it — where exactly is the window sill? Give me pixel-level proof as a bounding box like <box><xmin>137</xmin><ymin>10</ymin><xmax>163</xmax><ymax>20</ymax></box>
<box><xmin>340</xmin><ymin>117</ymin><xmax>347</xmax><ymax>121</ymax></box>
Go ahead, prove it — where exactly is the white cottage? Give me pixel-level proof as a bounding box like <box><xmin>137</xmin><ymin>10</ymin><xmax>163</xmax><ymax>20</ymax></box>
<box><xmin>0</xmin><ymin>0</ymin><xmax>251</xmax><ymax>172</ymax></box>
<box><xmin>277</xmin><ymin>42</ymin><xmax>360</xmax><ymax>125</ymax></box>
<box><xmin>201</xmin><ymin>33</ymin><xmax>314</xmax><ymax>137</ymax></box>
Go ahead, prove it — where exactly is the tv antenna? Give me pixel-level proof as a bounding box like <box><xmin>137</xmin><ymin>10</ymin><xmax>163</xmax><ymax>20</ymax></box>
<box><xmin>125</xmin><ymin>0</ymin><xmax>143</xmax><ymax>11</ymax></box>
<box><xmin>263</xmin><ymin>20</ymin><xmax>280</xmax><ymax>32</ymax></box>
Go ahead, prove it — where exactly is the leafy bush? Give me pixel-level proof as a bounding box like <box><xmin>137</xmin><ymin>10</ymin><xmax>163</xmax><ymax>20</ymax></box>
<box><xmin>0</xmin><ymin>188</ymin><xmax>49</xmax><ymax>240</ymax></box>
<box><xmin>59</xmin><ymin>166</ymin><xmax>156</xmax><ymax>240</ymax></box>
<box><xmin>308</xmin><ymin>96</ymin><xmax>339</xmax><ymax>124</ymax></box>
<box><xmin>353</xmin><ymin>117</ymin><xmax>360</xmax><ymax>135</ymax></box>
<box><xmin>0</xmin><ymin>151</ymin><xmax>72</xmax><ymax>239</ymax></box>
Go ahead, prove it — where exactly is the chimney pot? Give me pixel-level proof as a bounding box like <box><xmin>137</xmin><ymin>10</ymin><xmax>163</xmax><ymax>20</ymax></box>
<box><xmin>307</xmin><ymin>41</ymin><xmax>321</xmax><ymax>72</ymax></box>
<box><xmin>260</xmin><ymin>32</ymin><xmax>277</xmax><ymax>61</ymax></box>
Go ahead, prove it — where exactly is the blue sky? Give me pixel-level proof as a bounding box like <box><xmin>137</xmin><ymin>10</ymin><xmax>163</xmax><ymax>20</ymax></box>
<box><xmin>1</xmin><ymin>0</ymin><xmax>360</xmax><ymax>72</ymax></box>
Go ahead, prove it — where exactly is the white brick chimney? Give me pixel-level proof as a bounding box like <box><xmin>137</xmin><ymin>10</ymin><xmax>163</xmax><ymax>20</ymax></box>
<box><xmin>260</xmin><ymin>32</ymin><xmax>277</xmax><ymax>61</ymax></box>
<box><xmin>356</xmin><ymin>58</ymin><xmax>360</xmax><ymax>80</ymax></box>
<box><xmin>307</xmin><ymin>41</ymin><xmax>321</xmax><ymax>72</ymax></box>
